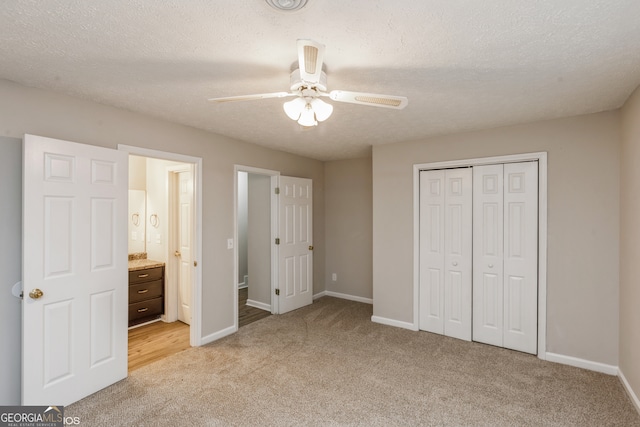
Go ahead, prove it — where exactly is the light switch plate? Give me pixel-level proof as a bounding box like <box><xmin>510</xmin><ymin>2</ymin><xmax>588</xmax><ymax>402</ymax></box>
<box><xmin>227</xmin><ymin>238</ymin><xmax>234</xmax><ymax>249</ymax></box>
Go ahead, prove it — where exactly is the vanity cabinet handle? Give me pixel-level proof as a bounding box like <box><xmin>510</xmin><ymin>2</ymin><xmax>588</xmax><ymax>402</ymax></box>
<box><xmin>137</xmin><ymin>308</ymin><xmax>148</xmax><ymax>313</ymax></box>
<box><xmin>138</xmin><ymin>273</ymin><xmax>149</xmax><ymax>278</ymax></box>
<box><xmin>137</xmin><ymin>289</ymin><xmax>149</xmax><ymax>294</ymax></box>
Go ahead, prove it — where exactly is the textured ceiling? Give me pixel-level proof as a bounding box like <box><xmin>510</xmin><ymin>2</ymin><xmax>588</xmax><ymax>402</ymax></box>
<box><xmin>1</xmin><ymin>1</ymin><xmax>639</xmax><ymax>160</ymax></box>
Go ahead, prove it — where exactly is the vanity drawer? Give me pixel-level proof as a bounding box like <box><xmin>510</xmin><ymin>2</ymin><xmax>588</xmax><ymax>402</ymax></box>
<box><xmin>129</xmin><ymin>280</ymin><xmax>163</xmax><ymax>304</ymax></box>
<box><xmin>129</xmin><ymin>297</ymin><xmax>163</xmax><ymax>321</ymax></box>
<box><xmin>129</xmin><ymin>266</ymin><xmax>163</xmax><ymax>284</ymax></box>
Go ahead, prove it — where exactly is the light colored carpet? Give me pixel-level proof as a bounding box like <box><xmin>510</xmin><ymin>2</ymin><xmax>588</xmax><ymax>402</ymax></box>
<box><xmin>68</xmin><ymin>297</ymin><xmax>640</xmax><ymax>426</ymax></box>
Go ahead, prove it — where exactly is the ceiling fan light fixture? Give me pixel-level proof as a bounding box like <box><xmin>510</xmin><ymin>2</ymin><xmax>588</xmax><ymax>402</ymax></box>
<box><xmin>297</xmin><ymin>105</ymin><xmax>317</xmax><ymax>127</ymax></box>
<box><xmin>311</xmin><ymin>98</ymin><xmax>333</xmax><ymax>122</ymax></box>
<box><xmin>209</xmin><ymin>39</ymin><xmax>408</xmax><ymax>129</ymax></box>
<box><xmin>283</xmin><ymin>97</ymin><xmax>306</xmax><ymax>120</ymax></box>
<box><xmin>265</xmin><ymin>0</ymin><xmax>308</xmax><ymax>12</ymax></box>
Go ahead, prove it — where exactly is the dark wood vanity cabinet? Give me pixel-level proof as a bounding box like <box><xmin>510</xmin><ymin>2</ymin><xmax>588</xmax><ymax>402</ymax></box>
<box><xmin>128</xmin><ymin>266</ymin><xmax>164</xmax><ymax>326</ymax></box>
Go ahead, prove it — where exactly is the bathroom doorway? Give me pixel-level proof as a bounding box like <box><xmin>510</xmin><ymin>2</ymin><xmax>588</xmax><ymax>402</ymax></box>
<box><xmin>121</xmin><ymin>144</ymin><xmax>203</xmax><ymax>371</ymax></box>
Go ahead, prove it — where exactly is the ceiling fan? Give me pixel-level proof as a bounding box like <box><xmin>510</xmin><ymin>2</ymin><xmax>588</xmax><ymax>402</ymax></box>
<box><xmin>208</xmin><ymin>39</ymin><xmax>408</xmax><ymax>127</ymax></box>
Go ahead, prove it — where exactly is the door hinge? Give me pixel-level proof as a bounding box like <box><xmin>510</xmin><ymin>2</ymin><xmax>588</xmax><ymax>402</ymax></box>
<box><xmin>275</xmin><ymin>187</ymin><xmax>280</xmax><ymax>195</ymax></box>
<box><xmin>275</xmin><ymin>289</ymin><xmax>280</xmax><ymax>296</ymax></box>
<box><xmin>275</xmin><ymin>238</ymin><xmax>280</xmax><ymax>245</ymax></box>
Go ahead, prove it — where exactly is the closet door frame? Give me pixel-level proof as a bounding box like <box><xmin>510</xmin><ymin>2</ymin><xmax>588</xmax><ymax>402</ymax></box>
<box><xmin>413</xmin><ymin>152</ymin><xmax>548</xmax><ymax>360</ymax></box>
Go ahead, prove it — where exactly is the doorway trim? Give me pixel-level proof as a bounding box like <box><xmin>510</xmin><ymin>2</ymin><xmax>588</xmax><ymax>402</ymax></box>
<box><xmin>118</xmin><ymin>144</ymin><xmax>203</xmax><ymax>347</ymax></box>
<box><xmin>413</xmin><ymin>151</ymin><xmax>548</xmax><ymax>359</ymax></box>
<box><xmin>233</xmin><ymin>165</ymin><xmax>280</xmax><ymax>331</ymax></box>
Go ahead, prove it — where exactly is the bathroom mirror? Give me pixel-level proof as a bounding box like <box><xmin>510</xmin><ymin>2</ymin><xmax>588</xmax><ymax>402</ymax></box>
<box><xmin>128</xmin><ymin>190</ymin><xmax>146</xmax><ymax>254</ymax></box>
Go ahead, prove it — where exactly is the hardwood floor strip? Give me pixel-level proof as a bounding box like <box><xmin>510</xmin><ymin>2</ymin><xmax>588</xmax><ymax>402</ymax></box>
<box><xmin>128</xmin><ymin>321</ymin><xmax>190</xmax><ymax>373</ymax></box>
<box><xmin>128</xmin><ymin>289</ymin><xmax>271</xmax><ymax>372</ymax></box>
<box><xmin>238</xmin><ymin>287</ymin><xmax>271</xmax><ymax>327</ymax></box>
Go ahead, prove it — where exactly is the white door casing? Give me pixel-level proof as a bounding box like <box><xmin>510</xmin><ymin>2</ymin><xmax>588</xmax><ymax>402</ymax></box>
<box><xmin>22</xmin><ymin>134</ymin><xmax>128</xmax><ymax>405</ymax></box>
<box><xmin>419</xmin><ymin>169</ymin><xmax>472</xmax><ymax>340</ymax></box>
<box><xmin>177</xmin><ymin>170</ymin><xmax>194</xmax><ymax>325</ymax></box>
<box><xmin>277</xmin><ymin>176</ymin><xmax>313</xmax><ymax>314</ymax></box>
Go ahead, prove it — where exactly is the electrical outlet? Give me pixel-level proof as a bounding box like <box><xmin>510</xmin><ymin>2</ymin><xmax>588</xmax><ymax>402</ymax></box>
<box><xmin>332</xmin><ymin>273</ymin><xmax>337</xmax><ymax>282</ymax></box>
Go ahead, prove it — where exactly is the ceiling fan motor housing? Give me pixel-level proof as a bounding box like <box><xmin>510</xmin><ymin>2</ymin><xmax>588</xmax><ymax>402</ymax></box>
<box><xmin>290</xmin><ymin>68</ymin><xmax>328</xmax><ymax>92</ymax></box>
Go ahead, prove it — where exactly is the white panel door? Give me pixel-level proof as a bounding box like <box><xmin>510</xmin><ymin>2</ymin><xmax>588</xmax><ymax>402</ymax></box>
<box><xmin>177</xmin><ymin>170</ymin><xmax>193</xmax><ymax>325</ymax></box>
<box><xmin>419</xmin><ymin>169</ymin><xmax>472</xmax><ymax>340</ymax></box>
<box><xmin>22</xmin><ymin>134</ymin><xmax>128</xmax><ymax>405</ymax></box>
<box><xmin>472</xmin><ymin>162</ymin><xmax>538</xmax><ymax>354</ymax></box>
<box><xmin>277</xmin><ymin>176</ymin><xmax>313</xmax><ymax>314</ymax></box>
<box><xmin>419</xmin><ymin>170</ymin><xmax>445</xmax><ymax>334</ymax></box>
<box><xmin>473</xmin><ymin>164</ymin><xmax>505</xmax><ymax>347</ymax></box>
<box><xmin>503</xmin><ymin>162</ymin><xmax>538</xmax><ymax>353</ymax></box>
<box><xmin>443</xmin><ymin>168</ymin><xmax>472</xmax><ymax>341</ymax></box>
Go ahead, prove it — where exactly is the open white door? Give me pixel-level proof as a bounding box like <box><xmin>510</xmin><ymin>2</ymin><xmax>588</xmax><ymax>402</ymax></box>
<box><xmin>22</xmin><ymin>134</ymin><xmax>128</xmax><ymax>405</ymax></box>
<box><xmin>277</xmin><ymin>176</ymin><xmax>313</xmax><ymax>314</ymax></box>
<box><xmin>177</xmin><ymin>170</ymin><xmax>193</xmax><ymax>324</ymax></box>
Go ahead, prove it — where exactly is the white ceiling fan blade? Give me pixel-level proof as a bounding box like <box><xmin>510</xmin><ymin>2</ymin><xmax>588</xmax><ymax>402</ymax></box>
<box><xmin>208</xmin><ymin>92</ymin><xmax>292</xmax><ymax>103</ymax></box>
<box><xmin>297</xmin><ymin>39</ymin><xmax>325</xmax><ymax>84</ymax></box>
<box><xmin>329</xmin><ymin>90</ymin><xmax>408</xmax><ymax>109</ymax></box>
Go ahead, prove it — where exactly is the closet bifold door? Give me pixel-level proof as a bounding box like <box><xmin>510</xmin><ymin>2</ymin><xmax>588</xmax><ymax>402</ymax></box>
<box><xmin>472</xmin><ymin>164</ymin><xmax>505</xmax><ymax>347</ymax></box>
<box><xmin>419</xmin><ymin>168</ymin><xmax>472</xmax><ymax>341</ymax></box>
<box><xmin>472</xmin><ymin>162</ymin><xmax>538</xmax><ymax>354</ymax></box>
<box><xmin>502</xmin><ymin>162</ymin><xmax>538</xmax><ymax>354</ymax></box>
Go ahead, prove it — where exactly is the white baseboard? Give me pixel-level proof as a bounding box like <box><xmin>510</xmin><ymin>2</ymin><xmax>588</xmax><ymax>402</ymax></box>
<box><xmin>325</xmin><ymin>291</ymin><xmax>373</xmax><ymax>304</ymax></box>
<box><xmin>371</xmin><ymin>315</ymin><xmax>418</xmax><ymax>331</ymax></box>
<box><xmin>619</xmin><ymin>368</ymin><xmax>640</xmax><ymax>415</ymax></box>
<box><xmin>127</xmin><ymin>318</ymin><xmax>162</xmax><ymax>330</ymax></box>
<box><xmin>545</xmin><ymin>352</ymin><xmax>618</xmax><ymax>375</ymax></box>
<box><xmin>312</xmin><ymin>290</ymin><xmax>373</xmax><ymax>304</ymax></box>
<box><xmin>313</xmin><ymin>291</ymin><xmax>326</xmax><ymax>300</ymax></box>
<box><xmin>199</xmin><ymin>325</ymin><xmax>236</xmax><ymax>346</ymax></box>
<box><xmin>246</xmin><ymin>299</ymin><xmax>271</xmax><ymax>312</ymax></box>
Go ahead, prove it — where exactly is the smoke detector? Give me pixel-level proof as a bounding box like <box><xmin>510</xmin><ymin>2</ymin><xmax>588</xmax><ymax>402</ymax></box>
<box><xmin>265</xmin><ymin>0</ymin><xmax>308</xmax><ymax>12</ymax></box>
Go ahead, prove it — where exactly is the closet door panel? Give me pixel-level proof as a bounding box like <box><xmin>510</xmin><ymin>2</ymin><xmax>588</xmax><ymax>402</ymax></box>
<box><xmin>443</xmin><ymin>168</ymin><xmax>472</xmax><ymax>341</ymax></box>
<box><xmin>503</xmin><ymin>162</ymin><xmax>538</xmax><ymax>354</ymax></box>
<box><xmin>472</xmin><ymin>164</ymin><xmax>504</xmax><ymax>346</ymax></box>
<box><xmin>419</xmin><ymin>170</ymin><xmax>445</xmax><ymax>334</ymax></box>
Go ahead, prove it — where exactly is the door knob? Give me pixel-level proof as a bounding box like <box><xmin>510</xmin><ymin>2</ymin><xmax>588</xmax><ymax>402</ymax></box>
<box><xmin>309</xmin><ymin>246</ymin><xmax>314</xmax><ymax>251</ymax></box>
<box><xmin>29</xmin><ymin>288</ymin><xmax>44</xmax><ymax>300</ymax></box>
<box><xmin>174</xmin><ymin>251</ymin><xmax>181</xmax><ymax>257</ymax></box>
<box><xmin>488</xmin><ymin>264</ymin><xmax>494</xmax><ymax>268</ymax></box>
<box><xmin>452</xmin><ymin>261</ymin><xmax>458</xmax><ymax>266</ymax></box>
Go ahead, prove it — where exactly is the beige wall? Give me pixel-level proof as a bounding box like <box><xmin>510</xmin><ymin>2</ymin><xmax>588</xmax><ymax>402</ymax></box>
<box><xmin>324</xmin><ymin>158</ymin><xmax>373</xmax><ymax>299</ymax></box>
<box><xmin>620</xmin><ymin>84</ymin><xmax>640</xmax><ymax>405</ymax></box>
<box><xmin>0</xmin><ymin>79</ymin><xmax>326</xmax><ymax>403</ymax></box>
<box><xmin>128</xmin><ymin>155</ymin><xmax>147</xmax><ymax>191</ymax></box>
<box><xmin>0</xmin><ymin>137</ymin><xmax>22</xmax><ymax>405</ymax></box>
<box><xmin>372</xmin><ymin>112</ymin><xmax>621</xmax><ymax>365</ymax></box>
